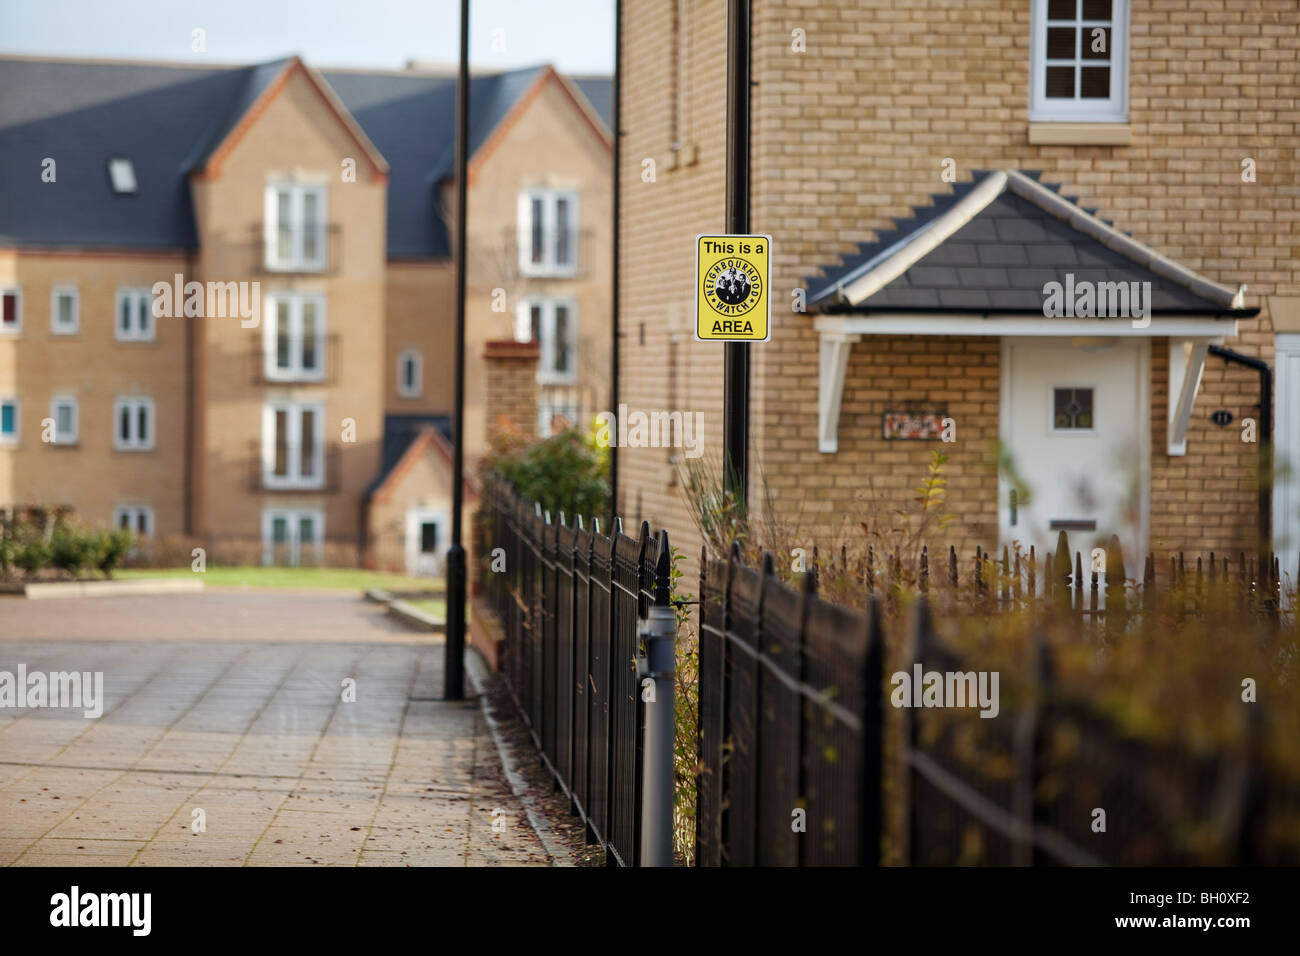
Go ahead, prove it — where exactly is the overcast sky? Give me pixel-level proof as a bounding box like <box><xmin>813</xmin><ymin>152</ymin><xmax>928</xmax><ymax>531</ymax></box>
<box><xmin>0</xmin><ymin>0</ymin><xmax>615</xmax><ymax>73</ymax></box>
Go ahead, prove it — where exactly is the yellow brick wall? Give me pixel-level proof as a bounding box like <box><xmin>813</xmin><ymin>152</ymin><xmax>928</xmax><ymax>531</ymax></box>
<box><xmin>619</xmin><ymin>0</ymin><xmax>1299</xmax><ymax>565</ymax></box>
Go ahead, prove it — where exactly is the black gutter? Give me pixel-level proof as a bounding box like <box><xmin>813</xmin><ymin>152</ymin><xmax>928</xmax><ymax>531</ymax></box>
<box><xmin>609</xmin><ymin>0</ymin><xmax>621</xmax><ymax>529</ymax></box>
<box><xmin>1208</xmin><ymin>345</ymin><xmax>1273</xmax><ymax>551</ymax></box>
<box><xmin>723</xmin><ymin>0</ymin><xmax>752</xmax><ymax>508</ymax></box>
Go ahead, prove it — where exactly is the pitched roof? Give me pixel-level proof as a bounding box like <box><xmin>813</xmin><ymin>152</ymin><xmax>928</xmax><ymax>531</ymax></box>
<box><xmin>807</xmin><ymin>169</ymin><xmax>1254</xmax><ymax>316</ymax></box>
<box><xmin>366</xmin><ymin>417</ymin><xmax>477</xmax><ymax>504</ymax></box>
<box><xmin>0</xmin><ymin>55</ymin><xmax>611</xmax><ymax>259</ymax></box>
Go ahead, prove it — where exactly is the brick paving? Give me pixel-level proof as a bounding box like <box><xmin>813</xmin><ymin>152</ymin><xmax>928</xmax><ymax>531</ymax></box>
<box><xmin>0</xmin><ymin>592</ymin><xmax>560</xmax><ymax>866</ymax></box>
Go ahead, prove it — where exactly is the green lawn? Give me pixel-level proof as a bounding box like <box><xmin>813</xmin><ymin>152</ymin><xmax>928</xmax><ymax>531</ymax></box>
<box><xmin>404</xmin><ymin>599</ymin><xmax>447</xmax><ymax>620</ymax></box>
<box><xmin>118</xmin><ymin>566</ymin><xmax>444</xmax><ymax>593</ymax></box>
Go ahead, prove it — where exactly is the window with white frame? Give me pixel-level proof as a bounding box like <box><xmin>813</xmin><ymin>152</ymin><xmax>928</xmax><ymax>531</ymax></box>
<box><xmin>115</xmin><ymin>288</ymin><xmax>154</xmax><ymax>342</ymax></box>
<box><xmin>113</xmin><ymin>505</ymin><xmax>154</xmax><ymax>537</ymax></box>
<box><xmin>537</xmin><ymin>400</ymin><xmax>579</xmax><ymax>439</ymax></box>
<box><xmin>264</xmin><ymin>293</ymin><xmax>326</xmax><ymax>380</ymax></box>
<box><xmin>1030</xmin><ymin>0</ymin><xmax>1128</xmax><ymax>123</ymax></box>
<box><xmin>516</xmin><ymin>298</ymin><xmax>577</xmax><ymax>383</ymax></box>
<box><xmin>51</xmin><ymin>285</ymin><xmax>78</xmax><ymax>334</ymax></box>
<box><xmin>517</xmin><ymin>188</ymin><xmax>577</xmax><ymax>276</ymax></box>
<box><xmin>113</xmin><ymin>396</ymin><xmax>154</xmax><ymax>451</ymax></box>
<box><xmin>262</xmin><ymin>507</ymin><xmax>324</xmax><ymax>567</ymax></box>
<box><xmin>397</xmin><ymin>348</ymin><xmax>423</xmax><ymax>398</ymax></box>
<box><xmin>265</xmin><ymin>183</ymin><xmax>327</xmax><ymax>271</ymax></box>
<box><xmin>262</xmin><ymin>401</ymin><xmax>324</xmax><ymax>488</ymax></box>
<box><xmin>0</xmin><ymin>397</ymin><xmax>18</xmax><ymax>444</ymax></box>
<box><xmin>49</xmin><ymin>396</ymin><xmax>77</xmax><ymax>444</ymax></box>
<box><xmin>1</xmin><ymin>288</ymin><xmax>21</xmax><ymax>334</ymax></box>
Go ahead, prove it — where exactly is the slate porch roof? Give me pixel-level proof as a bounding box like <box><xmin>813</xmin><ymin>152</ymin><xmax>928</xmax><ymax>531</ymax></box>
<box><xmin>0</xmin><ymin>55</ymin><xmax>612</xmax><ymax>260</ymax></box>
<box><xmin>806</xmin><ymin>169</ymin><xmax>1256</xmax><ymax>317</ymax></box>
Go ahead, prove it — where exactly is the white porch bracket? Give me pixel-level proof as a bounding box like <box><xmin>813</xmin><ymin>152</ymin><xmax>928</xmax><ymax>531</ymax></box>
<box><xmin>1167</xmin><ymin>338</ymin><xmax>1210</xmax><ymax>455</ymax></box>
<box><xmin>819</xmin><ymin>332</ymin><xmax>860</xmax><ymax>453</ymax></box>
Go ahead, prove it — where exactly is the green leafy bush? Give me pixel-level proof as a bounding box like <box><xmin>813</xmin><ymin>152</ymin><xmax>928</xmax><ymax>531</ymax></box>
<box><xmin>49</xmin><ymin>524</ymin><xmax>97</xmax><ymax>578</ymax></box>
<box><xmin>484</xmin><ymin>421</ymin><xmax>609</xmax><ymax>522</ymax></box>
<box><xmin>13</xmin><ymin>536</ymin><xmax>51</xmax><ymax>577</ymax></box>
<box><xmin>94</xmin><ymin>527</ymin><xmax>136</xmax><ymax>578</ymax></box>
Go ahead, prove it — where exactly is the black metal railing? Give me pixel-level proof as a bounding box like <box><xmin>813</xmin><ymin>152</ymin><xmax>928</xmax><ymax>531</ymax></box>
<box><xmin>481</xmin><ymin>477</ymin><xmax>672</xmax><ymax>867</ymax></box>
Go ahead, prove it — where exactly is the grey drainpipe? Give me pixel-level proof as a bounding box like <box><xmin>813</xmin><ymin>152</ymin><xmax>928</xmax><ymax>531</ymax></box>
<box><xmin>1207</xmin><ymin>345</ymin><xmax>1272</xmax><ymax>550</ymax></box>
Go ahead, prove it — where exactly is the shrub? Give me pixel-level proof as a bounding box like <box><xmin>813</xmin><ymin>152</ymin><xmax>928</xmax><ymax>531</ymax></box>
<box><xmin>484</xmin><ymin>420</ymin><xmax>609</xmax><ymax>522</ymax></box>
<box><xmin>13</xmin><ymin>536</ymin><xmax>51</xmax><ymax>577</ymax></box>
<box><xmin>49</xmin><ymin>524</ymin><xmax>97</xmax><ymax>578</ymax></box>
<box><xmin>94</xmin><ymin>527</ymin><xmax>135</xmax><ymax>578</ymax></box>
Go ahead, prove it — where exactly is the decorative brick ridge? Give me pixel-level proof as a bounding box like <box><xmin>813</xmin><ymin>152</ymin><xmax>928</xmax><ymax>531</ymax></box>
<box><xmin>484</xmin><ymin>339</ymin><xmax>541</xmax><ymax>361</ymax></box>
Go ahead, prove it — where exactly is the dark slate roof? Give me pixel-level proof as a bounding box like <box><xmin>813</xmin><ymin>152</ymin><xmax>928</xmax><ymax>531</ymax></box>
<box><xmin>807</xmin><ymin>170</ymin><xmax>1249</xmax><ymax>315</ymax></box>
<box><xmin>570</xmin><ymin>75</ymin><xmax>613</xmax><ymax>130</ymax></box>
<box><xmin>323</xmin><ymin>66</ymin><xmax>545</xmax><ymax>258</ymax></box>
<box><xmin>367</xmin><ymin>413</ymin><xmax>453</xmax><ymax>497</ymax></box>
<box><xmin>0</xmin><ymin>57</ymin><xmax>252</xmax><ymax>250</ymax></box>
<box><xmin>0</xmin><ymin>56</ymin><xmax>596</xmax><ymax>260</ymax></box>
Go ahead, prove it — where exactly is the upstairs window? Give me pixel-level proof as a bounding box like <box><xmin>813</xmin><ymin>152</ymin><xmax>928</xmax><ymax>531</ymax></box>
<box><xmin>262</xmin><ymin>401</ymin><xmax>324</xmax><ymax>489</ymax></box>
<box><xmin>516</xmin><ymin>298</ymin><xmax>576</xmax><ymax>384</ymax></box>
<box><xmin>114</xmin><ymin>396</ymin><xmax>155</xmax><ymax>451</ymax></box>
<box><xmin>115</xmin><ymin>288</ymin><xmax>154</xmax><ymax>342</ymax></box>
<box><xmin>264</xmin><ymin>293</ymin><xmax>326</xmax><ymax>381</ymax></box>
<box><xmin>108</xmin><ymin>158</ymin><xmax>137</xmax><ymax>194</ymax></box>
<box><xmin>51</xmin><ymin>286</ymin><xmax>79</xmax><ymax>334</ymax></box>
<box><xmin>1</xmin><ymin>288</ymin><xmax>21</xmax><ymax>334</ymax></box>
<box><xmin>0</xmin><ymin>397</ymin><xmax>18</xmax><ymax>443</ymax></box>
<box><xmin>397</xmin><ymin>348</ymin><xmax>423</xmax><ymax>398</ymax></box>
<box><xmin>1030</xmin><ymin>0</ymin><xmax>1128</xmax><ymax>123</ymax></box>
<box><xmin>50</xmin><ymin>396</ymin><xmax>78</xmax><ymax>445</ymax></box>
<box><xmin>517</xmin><ymin>188</ymin><xmax>577</xmax><ymax>277</ymax></box>
<box><xmin>265</xmin><ymin>183</ymin><xmax>327</xmax><ymax>271</ymax></box>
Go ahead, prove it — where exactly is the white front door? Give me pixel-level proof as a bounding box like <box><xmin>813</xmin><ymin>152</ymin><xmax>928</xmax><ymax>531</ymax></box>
<box><xmin>1275</xmin><ymin>334</ymin><xmax>1300</xmax><ymax>564</ymax></box>
<box><xmin>999</xmin><ymin>338</ymin><xmax>1149</xmax><ymax>576</ymax></box>
<box><xmin>405</xmin><ymin>508</ymin><xmax>446</xmax><ymax>578</ymax></box>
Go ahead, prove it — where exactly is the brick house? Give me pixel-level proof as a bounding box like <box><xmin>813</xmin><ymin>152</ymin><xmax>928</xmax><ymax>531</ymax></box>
<box><xmin>616</xmin><ymin>0</ymin><xmax>1299</xmax><ymax>573</ymax></box>
<box><xmin>0</xmin><ymin>54</ymin><xmax>610</xmax><ymax>572</ymax></box>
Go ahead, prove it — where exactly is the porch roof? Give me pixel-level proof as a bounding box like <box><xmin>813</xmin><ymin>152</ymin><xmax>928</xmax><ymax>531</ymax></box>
<box><xmin>806</xmin><ymin>169</ymin><xmax>1257</xmax><ymax>319</ymax></box>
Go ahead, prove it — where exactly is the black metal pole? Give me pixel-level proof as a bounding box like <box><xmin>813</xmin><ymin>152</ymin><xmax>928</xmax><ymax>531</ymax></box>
<box><xmin>609</xmin><ymin>0</ymin><xmax>622</xmax><ymax>530</ymax></box>
<box><xmin>444</xmin><ymin>0</ymin><xmax>470</xmax><ymax>700</ymax></box>
<box><xmin>723</xmin><ymin>0</ymin><xmax>752</xmax><ymax>508</ymax></box>
<box><xmin>1208</xmin><ymin>345</ymin><xmax>1273</xmax><ymax>550</ymax></box>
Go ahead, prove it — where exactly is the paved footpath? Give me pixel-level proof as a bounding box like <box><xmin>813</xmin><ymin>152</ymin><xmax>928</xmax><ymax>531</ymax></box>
<box><xmin>0</xmin><ymin>591</ymin><xmax>560</xmax><ymax>866</ymax></box>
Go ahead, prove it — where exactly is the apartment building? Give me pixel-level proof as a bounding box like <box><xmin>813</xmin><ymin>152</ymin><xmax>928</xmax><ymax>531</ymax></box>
<box><xmin>0</xmin><ymin>54</ymin><xmax>611</xmax><ymax>572</ymax></box>
<box><xmin>617</xmin><ymin>0</ymin><xmax>1300</xmax><ymax>572</ymax></box>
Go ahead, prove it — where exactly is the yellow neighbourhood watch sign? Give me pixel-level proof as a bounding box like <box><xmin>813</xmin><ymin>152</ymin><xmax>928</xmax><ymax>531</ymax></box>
<box><xmin>696</xmin><ymin>234</ymin><xmax>771</xmax><ymax>342</ymax></box>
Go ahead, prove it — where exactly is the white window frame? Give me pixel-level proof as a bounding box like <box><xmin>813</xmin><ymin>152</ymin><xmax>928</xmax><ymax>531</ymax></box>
<box><xmin>262</xmin><ymin>401</ymin><xmax>326</xmax><ymax>489</ymax></box>
<box><xmin>537</xmin><ymin>399</ymin><xmax>580</xmax><ymax>439</ymax></box>
<box><xmin>396</xmin><ymin>348</ymin><xmax>423</xmax><ymax>398</ymax></box>
<box><xmin>517</xmin><ymin>297</ymin><xmax>578</xmax><ymax>385</ymax></box>
<box><xmin>51</xmin><ymin>285</ymin><xmax>79</xmax><ymax>335</ymax></box>
<box><xmin>113</xmin><ymin>505</ymin><xmax>154</xmax><ymax>537</ymax></box>
<box><xmin>261</xmin><ymin>507</ymin><xmax>325</xmax><ymax>567</ymax></box>
<box><xmin>264</xmin><ymin>183</ymin><xmax>328</xmax><ymax>272</ymax></box>
<box><xmin>517</xmin><ymin>188</ymin><xmax>578</xmax><ymax>277</ymax></box>
<box><xmin>113</xmin><ymin>396</ymin><xmax>155</xmax><ymax>451</ymax></box>
<box><xmin>115</xmin><ymin>287</ymin><xmax>155</xmax><ymax>342</ymax></box>
<box><xmin>1029</xmin><ymin>0</ymin><xmax>1129</xmax><ymax>123</ymax></box>
<box><xmin>264</xmin><ymin>293</ymin><xmax>327</xmax><ymax>381</ymax></box>
<box><xmin>0</xmin><ymin>396</ymin><xmax>19</xmax><ymax>445</ymax></box>
<box><xmin>1</xmin><ymin>287</ymin><xmax>22</xmax><ymax>335</ymax></box>
<box><xmin>50</xmin><ymin>395</ymin><xmax>78</xmax><ymax>445</ymax></box>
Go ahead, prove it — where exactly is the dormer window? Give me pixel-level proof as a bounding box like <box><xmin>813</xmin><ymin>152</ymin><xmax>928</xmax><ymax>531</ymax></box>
<box><xmin>108</xmin><ymin>158</ymin><xmax>137</xmax><ymax>194</ymax></box>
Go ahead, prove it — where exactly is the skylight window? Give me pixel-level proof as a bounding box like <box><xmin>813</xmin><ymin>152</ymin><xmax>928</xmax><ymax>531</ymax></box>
<box><xmin>108</xmin><ymin>158</ymin><xmax>137</xmax><ymax>194</ymax></box>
